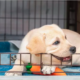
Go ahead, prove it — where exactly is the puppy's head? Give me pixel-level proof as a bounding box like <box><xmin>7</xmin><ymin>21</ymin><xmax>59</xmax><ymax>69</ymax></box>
<box><xmin>27</xmin><ymin>24</ymin><xmax>76</xmax><ymax>64</ymax></box>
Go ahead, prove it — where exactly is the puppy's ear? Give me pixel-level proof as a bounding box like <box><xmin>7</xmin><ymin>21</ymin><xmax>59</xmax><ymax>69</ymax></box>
<box><xmin>26</xmin><ymin>33</ymin><xmax>46</xmax><ymax>54</ymax></box>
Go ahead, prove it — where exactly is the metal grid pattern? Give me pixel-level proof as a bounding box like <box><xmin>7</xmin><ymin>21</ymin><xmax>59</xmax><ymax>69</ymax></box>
<box><xmin>0</xmin><ymin>0</ymin><xmax>67</xmax><ymax>41</ymax></box>
<box><xmin>0</xmin><ymin>53</ymin><xmax>80</xmax><ymax>73</ymax></box>
<box><xmin>0</xmin><ymin>53</ymin><xmax>71</xmax><ymax>66</ymax></box>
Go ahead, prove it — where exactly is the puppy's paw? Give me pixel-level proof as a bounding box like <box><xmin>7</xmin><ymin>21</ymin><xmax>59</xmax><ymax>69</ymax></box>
<box><xmin>5</xmin><ymin>69</ymin><xmax>22</xmax><ymax>76</ymax></box>
<box><xmin>41</xmin><ymin>66</ymin><xmax>56</xmax><ymax>74</ymax></box>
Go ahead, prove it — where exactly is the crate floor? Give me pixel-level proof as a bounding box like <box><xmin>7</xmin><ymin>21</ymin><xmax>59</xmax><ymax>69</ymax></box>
<box><xmin>0</xmin><ymin>65</ymin><xmax>38</xmax><ymax>76</ymax></box>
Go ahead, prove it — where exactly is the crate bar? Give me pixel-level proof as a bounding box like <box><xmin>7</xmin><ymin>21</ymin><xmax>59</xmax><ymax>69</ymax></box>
<box><xmin>46</xmin><ymin>0</ymin><xmax>48</xmax><ymax>24</ymax></box>
<box><xmin>40</xmin><ymin>0</ymin><xmax>42</xmax><ymax>27</ymax></box>
<box><xmin>71</xmin><ymin>55</ymin><xmax>72</xmax><ymax>66</ymax></box>
<box><xmin>16</xmin><ymin>0</ymin><xmax>18</xmax><ymax>35</ymax></box>
<box><xmin>20</xmin><ymin>54</ymin><xmax>21</xmax><ymax>65</ymax></box>
<box><xmin>0</xmin><ymin>63</ymin><xmax>74</xmax><ymax>66</ymax></box>
<box><xmin>10</xmin><ymin>54</ymin><xmax>11</xmax><ymax>65</ymax></box>
<box><xmin>10</xmin><ymin>0</ymin><xmax>12</xmax><ymax>35</ymax></box>
<box><xmin>0</xmin><ymin>17</ymin><xmax>66</xmax><ymax>20</ymax></box>
<box><xmin>30</xmin><ymin>54</ymin><xmax>32</xmax><ymax>64</ymax></box>
<box><xmin>64</xmin><ymin>1</ymin><xmax>65</xmax><ymax>28</ymax></box>
<box><xmin>28</xmin><ymin>0</ymin><xmax>30</xmax><ymax>31</ymax></box>
<box><xmin>34</xmin><ymin>0</ymin><xmax>36</xmax><ymax>28</ymax></box>
<box><xmin>4</xmin><ymin>0</ymin><xmax>6</xmax><ymax>41</ymax></box>
<box><xmin>51</xmin><ymin>54</ymin><xmax>52</xmax><ymax>66</ymax></box>
<box><xmin>22</xmin><ymin>0</ymin><xmax>24</xmax><ymax>35</ymax></box>
<box><xmin>61</xmin><ymin>60</ymin><xmax>62</xmax><ymax>66</ymax></box>
<box><xmin>40</xmin><ymin>54</ymin><xmax>42</xmax><ymax>67</ymax></box>
<box><xmin>52</xmin><ymin>1</ymin><xmax>54</xmax><ymax>23</ymax></box>
<box><xmin>1</xmin><ymin>71</ymin><xmax>80</xmax><ymax>73</ymax></box>
<box><xmin>57</xmin><ymin>0</ymin><xmax>60</xmax><ymax>25</ymax></box>
<box><xmin>0</xmin><ymin>53</ymin><xmax>79</xmax><ymax>54</ymax></box>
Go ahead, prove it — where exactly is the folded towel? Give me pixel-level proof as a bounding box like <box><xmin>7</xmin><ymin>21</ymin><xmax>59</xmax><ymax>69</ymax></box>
<box><xmin>0</xmin><ymin>42</ymin><xmax>10</xmax><ymax>52</ymax></box>
<box><xmin>62</xmin><ymin>67</ymin><xmax>80</xmax><ymax>75</ymax></box>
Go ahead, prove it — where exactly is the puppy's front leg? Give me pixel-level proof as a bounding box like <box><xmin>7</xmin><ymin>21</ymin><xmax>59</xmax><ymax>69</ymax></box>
<box><xmin>5</xmin><ymin>59</ymin><xmax>25</xmax><ymax>76</ymax></box>
<box><xmin>42</xmin><ymin>66</ymin><xmax>56</xmax><ymax>74</ymax></box>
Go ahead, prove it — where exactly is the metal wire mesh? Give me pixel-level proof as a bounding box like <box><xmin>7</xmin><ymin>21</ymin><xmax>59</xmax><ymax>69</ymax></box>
<box><xmin>0</xmin><ymin>0</ymin><xmax>76</xmax><ymax>41</ymax></box>
<box><xmin>0</xmin><ymin>0</ymin><xmax>78</xmax><ymax>41</ymax></box>
<box><xmin>0</xmin><ymin>53</ymin><xmax>80</xmax><ymax>73</ymax></box>
<box><xmin>0</xmin><ymin>53</ymin><xmax>72</xmax><ymax>73</ymax></box>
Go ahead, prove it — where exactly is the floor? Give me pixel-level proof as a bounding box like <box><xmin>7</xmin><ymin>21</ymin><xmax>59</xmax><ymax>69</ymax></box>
<box><xmin>0</xmin><ymin>76</ymin><xmax>80</xmax><ymax>80</ymax></box>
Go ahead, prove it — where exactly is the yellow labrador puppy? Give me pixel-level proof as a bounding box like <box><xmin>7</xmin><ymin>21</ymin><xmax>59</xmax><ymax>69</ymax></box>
<box><xmin>5</xmin><ymin>24</ymin><xmax>76</xmax><ymax>76</ymax></box>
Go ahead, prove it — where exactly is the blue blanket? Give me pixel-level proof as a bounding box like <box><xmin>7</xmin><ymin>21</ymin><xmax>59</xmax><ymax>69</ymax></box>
<box><xmin>0</xmin><ymin>42</ymin><xmax>80</xmax><ymax>76</ymax></box>
<box><xmin>0</xmin><ymin>42</ymin><xmax>37</xmax><ymax>76</ymax></box>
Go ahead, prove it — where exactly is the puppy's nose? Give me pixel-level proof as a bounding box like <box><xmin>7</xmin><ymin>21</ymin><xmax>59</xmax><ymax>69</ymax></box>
<box><xmin>70</xmin><ymin>46</ymin><xmax>76</xmax><ymax>53</ymax></box>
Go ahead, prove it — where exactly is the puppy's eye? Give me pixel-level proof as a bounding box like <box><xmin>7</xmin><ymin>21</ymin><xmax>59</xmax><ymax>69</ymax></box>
<box><xmin>53</xmin><ymin>41</ymin><xmax>60</xmax><ymax>45</ymax></box>
<box><xmin>65</xmin><ymin>36</ymin><xmax>67</xmax><ymax>39</ymax></box>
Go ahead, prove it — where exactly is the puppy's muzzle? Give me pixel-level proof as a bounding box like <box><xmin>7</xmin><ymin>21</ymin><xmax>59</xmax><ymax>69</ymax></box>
<box><xmin>69</xmin><ymin>46</ymin><xmax>76</xmax><ymax>54</ymax></box>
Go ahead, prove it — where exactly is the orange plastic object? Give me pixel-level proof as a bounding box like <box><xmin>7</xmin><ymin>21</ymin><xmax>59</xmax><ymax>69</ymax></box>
<box><xmin>30</xmin><ymin>66</ymin><xmax>66</xmax><ymax>76</ymax></box>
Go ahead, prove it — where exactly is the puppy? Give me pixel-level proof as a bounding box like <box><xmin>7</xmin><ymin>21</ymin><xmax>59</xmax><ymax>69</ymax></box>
<box><xmin>5</xmin><ymin>24</ymin><xmax>76</xmax><ymax>76</ymax></box>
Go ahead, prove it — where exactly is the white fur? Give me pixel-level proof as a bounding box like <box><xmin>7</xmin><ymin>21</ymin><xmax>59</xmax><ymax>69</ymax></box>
<box><xmin>42</xmin><ymin>66</ymin><xmax>56</xmax><ymax>74</ymax></box>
